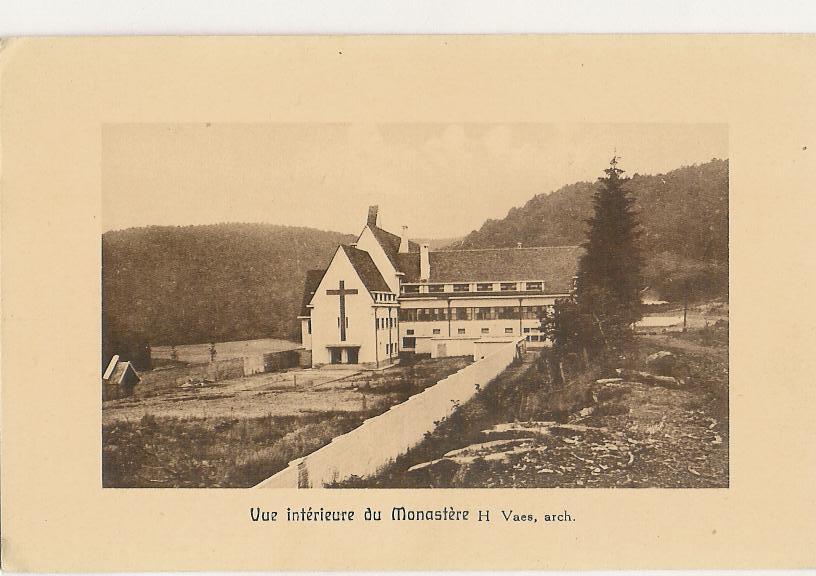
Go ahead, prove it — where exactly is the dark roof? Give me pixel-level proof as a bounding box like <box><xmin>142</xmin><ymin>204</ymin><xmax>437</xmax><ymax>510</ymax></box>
<box><xmin>400</xmin><ymin>246</ymin><xmax>583</xmax><ymax>293</ymax></box>
<box><xmin>396</xmin><ymin>252</ymin><xmax>421</xmax><ymax>280</ymax></box>
<box><xmin>367</xmin><ymin>225</ymin><xmax>420</xmax><ymax>270</ymax></box>
<box><xmin>106</xmin><ymin>361</ymin><xmax>140</xmax><ymax>385</ymax></box>
<box><xmin>342</xmin><ymin>245</ymin><xmax>391</xmax><ymax>293</ymax></box>
<box><xmin>300</xmin><ymin>269</ymin><xmax>325</xmax><ymax>316</ymax></box>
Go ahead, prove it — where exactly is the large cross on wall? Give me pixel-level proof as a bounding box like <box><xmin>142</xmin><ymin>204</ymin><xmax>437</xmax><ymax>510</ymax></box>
<box><xmin>326</xmin><ymin>280</ymin><xmax>358</xmax><ymax>341</ymax></box>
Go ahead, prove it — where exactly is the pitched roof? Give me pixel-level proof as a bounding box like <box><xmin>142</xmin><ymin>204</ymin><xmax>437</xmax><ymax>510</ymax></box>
<box><xmin>400</xmin><ymin>246</ymin><xmax>583</xmax><ymax>293</ymax></box>
<box><xmin>341</xmin><ymin>245</ymin><xmax>391</xmax><ymax>293</ymax></box>
<box><xmin>367</xmin><ymin>225</ymin><xmax>420</xmax><ymax>270</ymax></box>
<box><xmin>396</xmin><ymin>252</ymin><xmax>421</xmax><ymax>280</ymax></box>
<box><xmin>300</xmin><ymin>269</ymin><xmax>325</xmax><ymax>316</ymax></box>
<box><xmin>107</xmin><ymin>361</ymin><xmax>140</xmax><ymax>385</ymax></box>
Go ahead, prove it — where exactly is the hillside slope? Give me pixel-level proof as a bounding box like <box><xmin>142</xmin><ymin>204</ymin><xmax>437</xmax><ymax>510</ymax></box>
<box><xmin>102</xmin><ymin>223</ymin><xmax>354</xmax><ymax>359</ymax></box>
<box><xmin>449</xmin><ymin>159</ymin><xmax>728</xmax><ymax>301</ymax></box>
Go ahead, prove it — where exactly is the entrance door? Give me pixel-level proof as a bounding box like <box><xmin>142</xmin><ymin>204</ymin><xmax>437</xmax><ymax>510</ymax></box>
<box><xmin>347</xmin><ymin>347</ymin><xmax>359</xmax><ymax>364</ymax></box>
<box><xmin>329</xmin><ymin>348</ymin><xmax>342</xmax><ymax>364</ymax></box>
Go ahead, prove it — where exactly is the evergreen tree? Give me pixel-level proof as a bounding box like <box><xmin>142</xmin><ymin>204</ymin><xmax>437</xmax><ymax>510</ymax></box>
<box><xmin>576</xmin><ymin>156</ymin><xmax>644</xmax><ymax>355</ymax></box>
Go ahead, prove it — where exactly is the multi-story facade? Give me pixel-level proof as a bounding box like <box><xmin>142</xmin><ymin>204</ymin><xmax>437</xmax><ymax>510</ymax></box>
<box><xmin>299</xmin><ymin>206</ymin><xmax>581</xmax><ymax>367</ymax></box>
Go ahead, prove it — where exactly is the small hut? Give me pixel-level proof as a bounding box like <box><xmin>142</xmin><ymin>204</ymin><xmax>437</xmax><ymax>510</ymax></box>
<box><xmin>102</xmin><ymin>355</ymin><xmax>141</xmax><ymax>400</ymax></box>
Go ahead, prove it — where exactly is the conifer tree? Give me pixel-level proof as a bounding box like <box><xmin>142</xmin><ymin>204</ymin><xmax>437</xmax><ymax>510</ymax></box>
<box><xmin>576</xmin><ymin>156</ymin><xmax>644</xmax><ymax>354</ymax></box>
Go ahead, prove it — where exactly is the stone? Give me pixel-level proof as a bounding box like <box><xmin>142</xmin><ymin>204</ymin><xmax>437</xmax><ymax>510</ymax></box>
<box><xmin>645</xmin><ymin>351</ymin><xmax>677</xmax><ymax>376</ymax></box>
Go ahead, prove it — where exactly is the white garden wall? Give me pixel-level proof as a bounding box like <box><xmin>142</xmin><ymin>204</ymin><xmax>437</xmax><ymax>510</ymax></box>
<box><xmin>256</xmin><ymin>337</ymin><xmax>525</xmax><ymax>488</ymax></box>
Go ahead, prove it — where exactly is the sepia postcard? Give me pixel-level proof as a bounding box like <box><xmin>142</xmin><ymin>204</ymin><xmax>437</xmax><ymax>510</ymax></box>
<box><xmin>2</xmin><ymin>36</ymin><xmax>815</xmax><ymax>571</ymax></box>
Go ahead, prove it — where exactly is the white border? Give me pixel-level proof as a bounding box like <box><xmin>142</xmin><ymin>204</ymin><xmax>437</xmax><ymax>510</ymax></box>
<box><xmin>0</xmin><ymin>0</ymin><xmax>815</xmax><ymax>36</ymax></box>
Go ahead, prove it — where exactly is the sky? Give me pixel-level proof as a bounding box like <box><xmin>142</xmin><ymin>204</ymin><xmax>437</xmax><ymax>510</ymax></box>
<box><xmin>102</xmin><ymin>123</ymin><xmax>728</xmax><ymax>238</ymax></box>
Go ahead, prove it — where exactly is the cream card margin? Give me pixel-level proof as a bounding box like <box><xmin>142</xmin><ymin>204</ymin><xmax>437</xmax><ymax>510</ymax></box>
<box><xmin>1</xmin><ymin>36</ymin><xmax>815</xmax><ymax>571</ymax></box>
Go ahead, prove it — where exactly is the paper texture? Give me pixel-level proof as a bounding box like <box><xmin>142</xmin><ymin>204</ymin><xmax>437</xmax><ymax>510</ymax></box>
<box><xmin>1</xmin><ymin>36</ymin><xmax>815</xmax><ymax>571</ymax></box>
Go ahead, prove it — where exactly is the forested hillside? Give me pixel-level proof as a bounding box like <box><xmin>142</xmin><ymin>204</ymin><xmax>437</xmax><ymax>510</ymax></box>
<box><xmin>102</xmin><ymin>224</ymin><xmax>354</xmax><ymax>363</ymax></box>
<box><xmin>449</xmin><ymin>159</ymin><xmax>728</xmax><ymax>302</ymax></box>
<box><xmin>103</xmin><ymin>160</ymin><xmax>727</xmax><ymax>366</ymax></box>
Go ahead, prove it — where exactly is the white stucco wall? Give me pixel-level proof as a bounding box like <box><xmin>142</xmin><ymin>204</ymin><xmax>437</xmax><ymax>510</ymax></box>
<box><xmin>398</xmin><ymin>294</ymin><xmax>557</xmax><ymax>346</ymax></box>
<box><xmin>309</xmin><ymin>248</ymin><xmax>378</xmax><ymax>366</ymax></box>
<box><xmin>355</xmin><ymin>226</ymin><xmax>401</xmax><ymax>293</ymax></box>
<box><xmin>300</xmin><ymin>318</ymin><xmax>312</xmax><ymax>350</ymax></box>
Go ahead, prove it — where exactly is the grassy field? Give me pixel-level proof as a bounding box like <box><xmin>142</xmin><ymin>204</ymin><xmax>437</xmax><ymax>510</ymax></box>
<box><xmin>102</xmin><ymin>355</ymin><xmax>471</xmax><ymax>488</ymax></box>
<box><xmin>151</xmin><ymin>337</ymin><xmax>301</xmax><ymax>364</ymax></box>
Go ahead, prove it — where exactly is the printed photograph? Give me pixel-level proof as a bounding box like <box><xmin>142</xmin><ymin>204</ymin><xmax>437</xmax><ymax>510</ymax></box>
<box><xmin>101</xmin><ymin>123</ymin><xmax>729</xmax><ymax>488</ymax></box>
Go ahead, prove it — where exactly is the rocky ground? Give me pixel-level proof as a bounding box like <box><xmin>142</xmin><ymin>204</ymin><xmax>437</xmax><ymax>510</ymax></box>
<box><xmin>337</xmin><ymin>327</ymin><xmax>729</xmax><ymax>489</ymax></box>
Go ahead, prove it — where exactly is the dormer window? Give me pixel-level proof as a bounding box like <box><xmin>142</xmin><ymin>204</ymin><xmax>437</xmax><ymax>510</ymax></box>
<box><xmin>403</xmin><ymin>285</ymin><xmax>419</xmax><ymax>294</ymax></box>
<box><xmin>525</xmin><ymin>282</ymin><xmax>542</xmax><ymax>291</ymax></box>
<box><xmin>453</xmin><ymin>283</ymin><xmax>470</xmax><ymax>292</ymax></box>
<box><xmin>476</xmin><ymin>283</ymin><xmax>493</xmax><ymax>292</ymax></box>
<box><xmin>500</xmin><ymin>282</ymin><xmax>517</xmax><ymax>291</ymax></box>
<box><xmin>428</xmin><ymin>284</ymin><xmax>445</xmax><ymax>293</ymax></box>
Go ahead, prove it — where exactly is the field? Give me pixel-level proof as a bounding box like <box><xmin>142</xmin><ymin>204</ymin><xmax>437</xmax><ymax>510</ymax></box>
<box><xmin>151</xmin><ymin>337</ymin><xmax>301</xmax><ymax>364</ymax></box>
<box><xmin>102</xmin><ymin>355</ymin><xmax>471</xmax><ymax>488</ymax></box>
<box><xmin>636</xmin><ymin>300</ymin><xmax>729</xmax><ymax>332</ymax></box>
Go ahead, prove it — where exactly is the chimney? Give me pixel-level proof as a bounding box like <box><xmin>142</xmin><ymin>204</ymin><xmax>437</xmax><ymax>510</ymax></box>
<box><xmin>366</xmin><ymin>205</ymin><xmax>379</xmax><ymax>227</ymax></box>
<box><xmin>399</xmin><ymin>226</ymin><xmax>409</xmax><ymax>253</ymax></box>
<box><xmin>420</xmin><ymin>243</ymin><xmax>430</xmax><ymax>281</ymax></box>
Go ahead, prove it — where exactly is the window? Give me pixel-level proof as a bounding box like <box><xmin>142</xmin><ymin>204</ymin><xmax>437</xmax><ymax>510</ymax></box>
<box><xmin>458</xmin><ymin>328</ymin><xmax>466</xmax><ymax>335</ymax></box>
<box><xmin>481</xmin><ymin>327</ymin><xmax>489</xmax><ymax>334</ymax></box>
<box><xmin>500</xmin><ymin>282</ymin><xmax>517</xmax><ymax>291</ymax></box>
<box><xmin>505</xmin><ymin>327</ymin><xmax>514</xmax><ymax>334</ymax></box>
<box><xmin>476</xmin><ymin>283</ymin><xmax>493</xmax><ymax>292</ymax></box>
<box><xmin>399</xmin><ymin>308</ymin><xmax>417</xmax><ymax>322</ymax></box>
<box><xmin>432</xmin><ymin>328</ymin><xmax>441</xmax><ymax>335</ymax></box>
<box><xmin>498</xmin><ymin>306</ymin><xmax>519</xmax><ymax>320</ymax></box>
<box><xmin>403</xmin><ymin>285</ymin><xmax>419</xmax><ymax>294</ymax></box>
<box><xmin>406</xmin><ymin>329</ymin><xmax>414</xmax><ymax>335</ymax></box>
<box><xmin>403</xmin><ymin>336</ymin><xmax>416</xmax><ymax>348</ymax></box>
<box><xmin>471</xmin><ymin>307</ymin><xmax>486</xmax><ymax>320</ymax></box>
<box><xmin>453</xmin><ymin>283</ymin><xmax>470</xmax><ymax>292</ymax></box>
<box><xmin>523</xmin><ymin>327</ymin><xmax>530</xmax><ymax>333</ymax></box>
<box><xmin>307</xmin><ymin>319</ymin><xmax>312</xmax><ymax>334</ymax></box>
<box><xmin>452</xmin><ymin>307</ymin><xmax>471</xmax><ymax>321</ymax></box>
<box><xmin>526</xmin><ymin>282</ymin><xmax>542</xmax><ymax>291</ymax></box>
<box><xmin>428</xmin><ymin>284</ymin><xmax>444</xmax><ymax>293</ymax></box>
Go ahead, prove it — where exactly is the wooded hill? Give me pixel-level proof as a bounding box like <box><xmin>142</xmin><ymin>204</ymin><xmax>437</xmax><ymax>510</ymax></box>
<box><xmin>103</xmin><ymin>159</ymin><xmax>727</xmax><ymax>362</ymax></box>
<box><xmin>448</xmin><ymin>159</ymin><xmax>729</xmax><ymax>302</ymax></box>
<box><xmin>102</xmin><ymin>224</ymin><xmax>354</xmax><ymax>357</ymax></box>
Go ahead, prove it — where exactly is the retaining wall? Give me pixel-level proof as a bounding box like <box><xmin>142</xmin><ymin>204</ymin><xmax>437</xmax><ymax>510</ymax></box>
<box><xmin>256</xmin><ymin>337</ymin><xmax>525</xmax><ymax>488</ymax></box>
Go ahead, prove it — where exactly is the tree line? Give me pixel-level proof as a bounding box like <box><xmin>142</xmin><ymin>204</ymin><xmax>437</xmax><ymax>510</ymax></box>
<box><xmin>450</xmin><ymin>158</ymin><xmax>729</xmax><ymax>303</ymax></box>
<box><xmin>102</xmin><ymin>223</ymin><xmax>353</xmax><ymax>368</ymax></box>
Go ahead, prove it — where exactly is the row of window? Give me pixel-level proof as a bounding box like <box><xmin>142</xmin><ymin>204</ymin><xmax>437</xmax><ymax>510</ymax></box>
<box><xmin>374</xmin><ymin>292</ymin><xmax>397</xmax><ymax>302</ymax></box>
<box><xmin>376</xmin><ymin>316</ymin><xmax>397</xmax><ymax>330</ymax></box>
<box><xmin>406</xmin><ymin>326</ymin><xmax>542</xmax><ymax>336</ymax></box>
<box><xmin>386</xmin><ymin>342</ymin><xmax>397</xmax><ymax>355</ymax></box>
<box><xmin>399</xmin><ymin>305</ymin><xmax>552</xmax><ymax>322</ymax></box>
<box><xmin>407</xmin><ymin>327</ymin><xmax>520</xmax><ymax>336</ymax></box>
<box><xmin>403</xmin><ymin>281</ymin><xmax>543</xmax><ymax>294</ymax></box>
